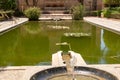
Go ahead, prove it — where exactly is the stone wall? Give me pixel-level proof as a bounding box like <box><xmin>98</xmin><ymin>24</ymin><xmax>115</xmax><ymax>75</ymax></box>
<box><xmin>18</xmin><ymin>0</ymin><xmax>103</xmax><ymax>12</ymax></box>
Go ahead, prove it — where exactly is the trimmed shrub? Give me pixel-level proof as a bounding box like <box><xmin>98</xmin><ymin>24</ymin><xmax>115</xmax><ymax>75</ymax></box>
<box><xmin>87</xmin><ymin>10</ymin><xmax>102</xmax><ymax>17</ymax></box>
<box><xmin>116</xmin><ymin>7</ymin><xmax>120</xmax><ymax>12</ymax></box>
<box><xmin>90</xmin><ymin>11</ymin><xmax>97</xmax><ymax>16</ymax></box>
<box><xmin>110</xmin><ymin>7</ymin><xmax>120</xmax><ymax>12</ymax></box>
<box><xmin>111</xmin><ymin>13</ymin><xmax>120</xmax><ymax>19</ymax></box>
<box><xmin>24</xmin><ymin>7</ymin><xmax>41</xmax><ymax>21</ymax></box>
<box><xmin>84</xmin><ymin>11</ymin><xmax>90</xmax><ymax>16</ymax></box>
<box><xmin>72</xmin><ymin>4</ymin><xmax>84</xmax><ymax>20</ymax></box>
<box><xmin>14</xmin><ymin>9</ymin><xmax>24</xmax><ymax>17</ymax></box>
<box><xmin>103</xmin><ymin>8</ymin><xmax>111</xmax><ymax>18</ymax></box>
<box><xmin>97</xmin><ymin>10</ymin><xmax>102</xmax><ymax>17</ymax></box>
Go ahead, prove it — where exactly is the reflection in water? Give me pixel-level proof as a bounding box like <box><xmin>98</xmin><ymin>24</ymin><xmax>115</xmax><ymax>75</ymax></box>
<box><xmin>0</xmin><ymin>21</ymin><xmax>120</xmax><ymax>66</ymax></box>
<box><xmin>103</xmin><ymin>30</ymin><xmax>120</xmax><ymax>63</ymax></box>
<box><xmin>100</xmin><ymin>29</ymin><xmax>108</xmax><ymax>64</ymax></box>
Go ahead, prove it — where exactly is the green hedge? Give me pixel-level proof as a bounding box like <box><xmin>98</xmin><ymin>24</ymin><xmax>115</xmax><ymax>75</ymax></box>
<box><xmin>24</xmin><ymin>7</ymin><xmax>41</xmax><ymax>21</ymax></box>
<box><xmin>102</xmin><ymin>7</ymin><xmax>120</xmax><ymax>19</ymax></box>
<box><xmin>14</xmin><ymin>9</ymin><xmax>24</xmax><ymax>17</ymax></box>
<box><xmin>72</xmin><ymin>4</ymin><xmax>84</xmax><ymax>20</ymax></box>
<box><xmin>97</xmin><ymin>10</ymin><xmax>102</xmax><ymax>17</ymax></box>
<box><xmin>102</xmin><ymin>8</ymin><xmax>111</xmax><ymax>18</ymax></box>
<box><xmin>84</xmin><ymin>10</ymin><xmax>102</xmax><ymax>17</ymax></box>
<box><xmin>90</xmin><ymin>11</ymin><xmax>97</xmax><ymax>16</ymax></box>
<box><xmin>111</xmin><ymin>13</ymin><xmax>120</xmax><ymax>19</ymax></box>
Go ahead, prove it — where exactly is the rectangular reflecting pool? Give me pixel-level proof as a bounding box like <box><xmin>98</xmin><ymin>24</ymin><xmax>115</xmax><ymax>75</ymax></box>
<box><xmin>0</xmin><ymin>20</ymin><xmax>120</xmax><ymax>66</ymax></box>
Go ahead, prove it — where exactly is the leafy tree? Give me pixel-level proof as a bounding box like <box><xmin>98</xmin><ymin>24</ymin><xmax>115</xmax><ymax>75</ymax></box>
<box><xmin>0</xmin><ymin>0</ymin><xmax>16</xmax><ymax>10</ymax></box>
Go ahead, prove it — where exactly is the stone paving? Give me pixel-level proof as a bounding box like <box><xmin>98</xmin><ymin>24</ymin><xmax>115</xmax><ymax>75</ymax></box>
<box><xmin>0</xmin><ymin>68</ymin><xmax>25</xmax><ymax>80</ymax></box>
<box><xmin>84</xmin><ymin>17</ymin><xmax>120</xmax><ymax>35</ymax></box>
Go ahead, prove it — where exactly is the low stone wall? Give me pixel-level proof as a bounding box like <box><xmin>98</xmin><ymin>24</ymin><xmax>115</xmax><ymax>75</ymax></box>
<box><xmin>39</xmin><ymin>14</ymin><xmax>72</xmax><ymax>20</ymax></box>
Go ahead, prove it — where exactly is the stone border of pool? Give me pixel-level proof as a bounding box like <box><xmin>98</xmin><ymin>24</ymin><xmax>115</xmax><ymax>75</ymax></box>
<box><xmin>0</xmin><ymin>64</ymin><xmax>120</xmax><ymax>80</ymax></box>
<box><xmin>0</xmin><ymin>18</ymin><xmax>28</xmax><ymax>33</ymax></box>
<box><xmin>84</xmin><ymin>17</ymin><xmax>120</xmax><ymax>35</ymax></box>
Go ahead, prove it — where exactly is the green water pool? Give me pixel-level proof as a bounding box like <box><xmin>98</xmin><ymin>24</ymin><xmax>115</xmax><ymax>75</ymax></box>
<box><xmin>0</xmin><ymin>20</ymin><xmax>120</xmax><ymax>66</ymax></box>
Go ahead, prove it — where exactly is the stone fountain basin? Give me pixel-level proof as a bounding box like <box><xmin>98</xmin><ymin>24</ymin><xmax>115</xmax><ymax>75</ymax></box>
<box><xmin>30</xmin><ymin>66</ymin><xmax>118</xmax><ymax>80</ymax></box>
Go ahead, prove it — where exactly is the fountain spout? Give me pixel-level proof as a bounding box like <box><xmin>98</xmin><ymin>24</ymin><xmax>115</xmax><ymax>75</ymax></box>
<box><xmin>62</xmin><ymin>51</ymin><xmax>77</xmax><ymax>80</ymax></box>
<box><xmin>56</xmin><ymin>42</ymin><xmax>76</xmax><ymax>80</ymax></box>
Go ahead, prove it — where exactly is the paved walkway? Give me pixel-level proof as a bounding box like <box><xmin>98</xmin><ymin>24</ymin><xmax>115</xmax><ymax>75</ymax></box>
<box><xmin>84</xmin><ymin>17</ymin><xmax>120</xmax><ymax>35</ymax></box>
<box><xmin>0</xmin><ymin>18</ymin><xmax>28</xmax><ymax>33</ymax></box>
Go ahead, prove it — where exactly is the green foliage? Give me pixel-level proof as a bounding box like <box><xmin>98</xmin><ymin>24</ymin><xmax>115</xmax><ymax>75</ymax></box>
<box><xmin>111</xmin><ymin>7</ymin><xmax>120</xmax><ymax>12</ymax></box>
<box><xmin>102</xmin><ymin>7</ymin><xmax>120</xmax><ymax>18</ymax></box>
<box><xmin>111</xmin><ymin>13</ymin><xmax>120</xmax><ymax>19</ymax></box>
<box><xmin>103</xmin><ymin>0</ymin><xmax>120</xmax><ymax>7</ymax></box>
<box><xmin>72</xmin><ymin>4</ymin><xmax>84</xmax><ymax>20</ymax></box>
<box><xmin>86</xmin><ymin>10</ymin><xmax>102</xmax><ymax>17</ymax></box>
<box><xmin>110</xmin><ymin>7</ymin><xmax>120</xmax><ymax>19</ymax></box>
<box><xmin>91</xmin><ymin>11</ymin><xmax>98</xmax><ymax>16</ymax></box>
<box><xmin>103</xmin><ymin>8</ymin><xmax>111</xmax><ymax>18</ymax></box>
<box><xmin>117</xmin><ymin>7</ymin><xmax>120</xmax><ymax>12</ymax></box>
<box><xmin>24</xmin><ymin>7</ymin><xmax>41</xmax><ymax>21</ymax></box>
<box><xmin>97</xmin><ymin>10</ymin><xmax>102</xmax><ymax>17</ymax></box>
<box><xmin>0</xmin><ymin>0</ymin><xmax>16</xmax><ymax>10</ymax></box>
<box><xmin>14</xmin><ymin>9</ymin><xmax>24</xmax><ymax>17</ymax></box>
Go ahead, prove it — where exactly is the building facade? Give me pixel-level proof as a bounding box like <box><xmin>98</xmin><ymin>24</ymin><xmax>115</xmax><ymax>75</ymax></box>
<box><xmin>18</xmin><ymin>0</ymin><xmax>103</xmax><ymax>13</ymax></box>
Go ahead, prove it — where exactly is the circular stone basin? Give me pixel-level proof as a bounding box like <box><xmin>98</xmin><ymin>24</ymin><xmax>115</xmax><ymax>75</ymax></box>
<box><xmin>30</xmin><ymin>66</ymin><xmax>118</xmax><ymax>80</ymax></box>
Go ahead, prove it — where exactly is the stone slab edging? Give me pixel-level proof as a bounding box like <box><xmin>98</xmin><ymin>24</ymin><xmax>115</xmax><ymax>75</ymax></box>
<box><xmin>0</xmin><ymin>18</ymin><xmax>28</xmax><ymax>33</ymax></box>
<box><xmin>84</xmin><ymin>17</ymin><xmax>120</xmax><ymax>35</ymax></box>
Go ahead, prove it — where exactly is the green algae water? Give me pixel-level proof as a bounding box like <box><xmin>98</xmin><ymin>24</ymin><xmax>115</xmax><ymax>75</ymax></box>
<box><xmin>0</xmin><ymin>21</ymin><xmax>120</xmax><ymax>66</ymax></box>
